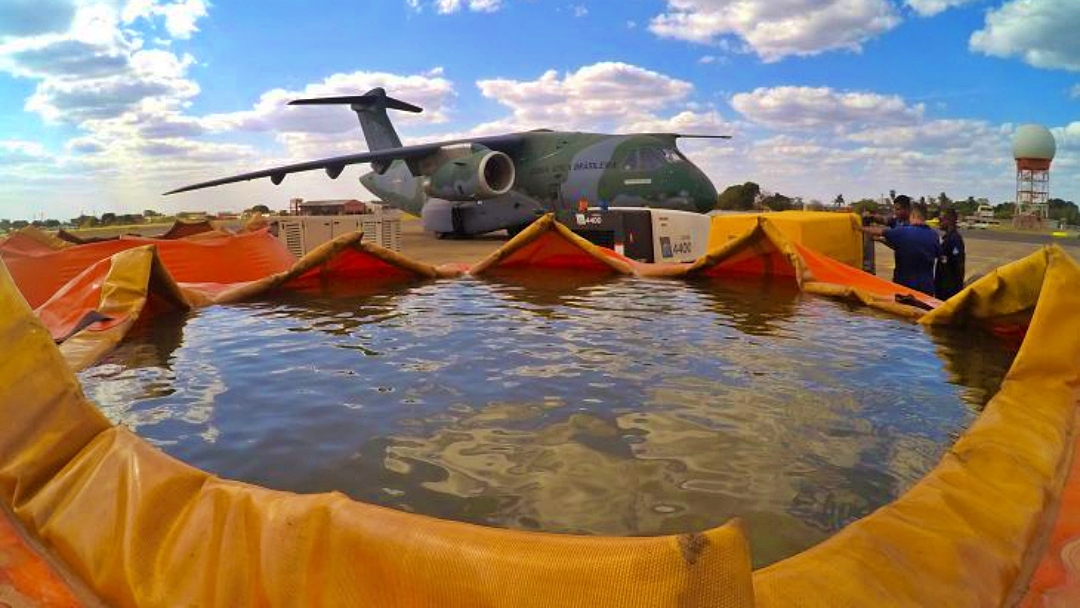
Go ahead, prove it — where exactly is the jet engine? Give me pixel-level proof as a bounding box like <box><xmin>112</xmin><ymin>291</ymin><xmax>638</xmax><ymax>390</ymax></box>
<box><xmin>424</xmin><ymin>149</ymin><xmax>515</xmax><ymax>201</ymax></box>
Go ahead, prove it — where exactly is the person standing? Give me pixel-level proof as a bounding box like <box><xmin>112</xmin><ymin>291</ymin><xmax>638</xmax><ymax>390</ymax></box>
<box><xmin>860</xmin><ymin>202</ymin><xmax>940</xmax><ymax>295</ymax></box>
<box><xmin>935</xmin><ymin>208</ymin><xmax>966</xmax><ymax>300</ymax></box>
<box><xmin>887</xmin><ymin>195</ymin><xmax>911</xmax><ymax>228</ymax></box>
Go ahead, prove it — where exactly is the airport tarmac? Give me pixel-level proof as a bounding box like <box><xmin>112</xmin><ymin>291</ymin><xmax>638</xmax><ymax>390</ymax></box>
<box><xmin>397</xmin><ymin>217</ymin><xmax>1080</xmax><ymax>283</ymax></box>
<box><xmin>872</xmin><ymin>230</ymin><xmax>1080</xmax><ymax>285</ymax></box>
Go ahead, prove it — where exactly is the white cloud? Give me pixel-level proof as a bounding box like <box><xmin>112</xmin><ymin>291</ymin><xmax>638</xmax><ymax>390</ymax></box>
<box><xmin>432</xmin><ymin>0</ymin><xmax>503</xmax><ymax>13</ymax></box>
<box><xmin>622</xmin><ymin>110</ymin><xmax>736</xmax><ymax>136</ymax></box>
<box><xmin>22</xmin><ymin>49</ymin><xmax>199</xmax><ymax>123</ymax></box>
<box><xmin>730</xmin><ymin>86</ymin><xmax>924</xmax><ymax>130</ymax></box>
<box><xmin>121</xmin><ymin>0</ymin><xmax>209</xmax><ymax>39</ymax></box>
<box><xmin>648</xmin><ymin>0</ymin><xmax>901</xmax><ymax>62</ymax></box>
<box><xmin>970</xmin><ymin>0</ymin><xmax>1080</xmax><ymax>71</ymax></box>
<box><xmin>0</xmin><ymin>140</ymin><xmax>51</xmax><ymax>166</ymax></box>
<box><xmin>475</xmin><ymin>62</ymin><xmax>693</xmax><ymax>131</ymax></box>
<box><xmin>202</xmin><ymin>69</ymin><xmax>455</xmax><ymax>138</ymax></box>
<box><xmin>572</xmin><ymin>5</ymin><xmax>588</xmax><ymax>17</ymax></box>
<box><xmin>1052</xmin><ymin>122</ymin><xmax>1080</xmax><ymax>149</ymax></box>
<box><xmin>904</xmin><ymin>0</ymin><xmax>980</xmax><ymax>17</ymax></box>
<box><xmin>1071</xmin><ymin>84</ymin><xmax>1080</xmax><ymax>99</ymax></box>
<box><xmin>846</xmin><ymin>119</ymin><xmax>1008</xmax><ymax>149</ymax></box>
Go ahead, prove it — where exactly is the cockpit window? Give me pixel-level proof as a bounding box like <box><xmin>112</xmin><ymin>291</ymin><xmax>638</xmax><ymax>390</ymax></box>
<box><xmin>622</xmin><ymin>147</ymin><xmax>683</xmax><ymax>171</ymax></box>
<box><xmin>662</xmin><ymin>148</ymin><xmax>685</xmax><ymax>164</ymax></box>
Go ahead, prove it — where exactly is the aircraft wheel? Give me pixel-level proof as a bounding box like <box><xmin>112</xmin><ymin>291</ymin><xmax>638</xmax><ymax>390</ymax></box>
<box><xmin>435</xmin><ymin>232</ymin><xmax>451</xmax><ymax>240</ymax></box>
<box><xmin>506</xmin><ymin>223</ymin><xmax>530</xmax><ymax>238</ymax></box>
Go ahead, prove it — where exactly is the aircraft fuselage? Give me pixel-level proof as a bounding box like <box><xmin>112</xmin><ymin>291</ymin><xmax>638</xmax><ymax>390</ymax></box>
<box><xmin>360</xmin><ymin>131</ymin><xmax>718</xmax><ymax>236</ymax></box>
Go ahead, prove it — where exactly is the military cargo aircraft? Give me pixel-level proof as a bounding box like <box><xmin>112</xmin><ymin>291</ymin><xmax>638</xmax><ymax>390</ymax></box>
<box><xmin>166</xmin><ymin>88</ymin><xmax>727</xmax><ymax>237</ymax></box>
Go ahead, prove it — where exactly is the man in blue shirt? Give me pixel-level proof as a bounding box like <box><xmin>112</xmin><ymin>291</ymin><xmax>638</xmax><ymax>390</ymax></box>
<box><xmin>886</xmin><ymin>195</ymin><xmax>911</xmax><ymax>228</ymax></box>
<box><xmin>861</xmin><ymin>202</ymin><xmax>940</xmax><ymax>295</ymax></box>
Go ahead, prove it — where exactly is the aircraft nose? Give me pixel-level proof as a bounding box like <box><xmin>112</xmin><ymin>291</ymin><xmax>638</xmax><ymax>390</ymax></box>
<box><xmin>694</xmin><ymin>174</ymin><xmax>718</xmax><ymax>213</ymax></box>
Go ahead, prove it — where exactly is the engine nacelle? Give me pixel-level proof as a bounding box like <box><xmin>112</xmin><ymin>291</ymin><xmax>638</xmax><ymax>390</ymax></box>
<box><xmin>424</xmin><ymin>149</ymin><xmax>515</xmax><ymax>201</ymax></box>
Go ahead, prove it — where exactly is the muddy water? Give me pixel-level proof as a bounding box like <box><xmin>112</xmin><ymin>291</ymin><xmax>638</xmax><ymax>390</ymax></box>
<box><xmin>79</xmin><ymin>274</ymin><xmax>1016</xmax><ymax>566</ymax></box>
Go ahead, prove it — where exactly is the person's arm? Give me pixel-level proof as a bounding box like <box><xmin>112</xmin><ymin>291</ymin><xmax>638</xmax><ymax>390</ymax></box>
<box><xmin>859</xmin><ymin>225</ymin><xmax>886</xmax><ymax>237</ymax></box>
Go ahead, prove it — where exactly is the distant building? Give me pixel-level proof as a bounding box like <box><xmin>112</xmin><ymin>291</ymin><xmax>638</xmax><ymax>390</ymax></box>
<box><xmin>177</xmin><ymin>211</ymin><xmax>208</xmax><ymax>221</ymax></box>
<box><xmin>292</xmin><ymin>199</ymin><xmax>370</xmax><ymax>216</ymax></box>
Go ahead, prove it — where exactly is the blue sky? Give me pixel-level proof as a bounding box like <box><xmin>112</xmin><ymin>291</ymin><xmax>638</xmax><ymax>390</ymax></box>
<box><xmin>1</xmin><ymin>0</ymin><xmax>1078</xmax><ymax>220</ymax></box>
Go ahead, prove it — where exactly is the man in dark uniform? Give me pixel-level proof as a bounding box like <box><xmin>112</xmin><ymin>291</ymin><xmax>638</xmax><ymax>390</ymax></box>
<box><xmin>861</xmin><ymin>202</ymin><xmax>940</xmax><ymax>295</ymax></box>
<box><xmin>935</xmin><ymin>208</ymin><xmax>965</xmax><ymax>300</ymax></box>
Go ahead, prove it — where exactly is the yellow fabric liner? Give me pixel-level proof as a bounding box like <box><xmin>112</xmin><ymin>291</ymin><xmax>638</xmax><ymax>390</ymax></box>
<box><xmin>0</xmin><ymin>239</ymin><xmax>756</xmax><ymax>607</ymax></box>
<box><xmin>58</xmin><ymin>246</ymin><xmax>191</xmax><ymax>372</ymax></box>
<box><xmin>4</xmin><ymin>220</ymin><xmax>1080</xmax><ymax>606</ymax></box>
<box><xmin>753</xmin><ymin>244</ymin><xmax>1080</xmax><ymax>606</ymax></box>
<box><xmin>918</xmin><ymin>245</ymin><xmax>1054</xmax><ymax>326</ymax></box>
<box><xmin>707</xmin><ymin>211</ymin><xmax>864</xmax><ymax>269</ymax></box>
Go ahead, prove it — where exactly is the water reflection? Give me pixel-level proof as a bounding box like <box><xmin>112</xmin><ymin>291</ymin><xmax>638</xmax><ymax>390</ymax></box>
<box><xmin>925</xmin><ymin>325</ymin><xmax>1017</xmax><ymax>410</ymax></box>
<box><xmin>686</xmin><ymin>276</ymin><xmax>802</xmax><ymax>337</ymax></box>
<box><xmin>78</xmin><ymin>276</ymin><xmax>1018</xmax><ymax>568</ymax></box>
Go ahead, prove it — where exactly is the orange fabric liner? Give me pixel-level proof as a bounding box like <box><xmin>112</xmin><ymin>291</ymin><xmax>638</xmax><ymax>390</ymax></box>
<box><xmin>795</xmin><ymin>243</ymin><xmax>936</xmax><ymax>300</ymax></box>
<box><xmin>699</xmin><ymin>248</ymin><xmax>797</xmax><ymax>279</ymax></box>
<box><xmin>289</xmin><ymin>247</ymin><xmax>416</xmax><ymax>285</ymax></box>
<box><xmin>2</xmin><ymin>230</ymin><xmax>295</xmax><ymax>309</ymax></box>
<box><xmin>0</xmin><ymin>508</ymin><xmax>83</xmax><ymax>607</ymax></box>
<box><xmin>1020</xmin><ymin>418</ymin><xmax>1080</xmax><ymax>606</ymax></box>
<box><xmin>0</xmin><ymin>232</ymin><xmax>62</xmax><ymax>257</ymax></box>
<box><xmin>34</xmin><ymin>257</ymin><xmax>128</xmax><ymax>342</ymax></box>
<box><xmin>491</xmin><ymin>231</ymin><xmax>621</xmax><ymax>272</ymax></box>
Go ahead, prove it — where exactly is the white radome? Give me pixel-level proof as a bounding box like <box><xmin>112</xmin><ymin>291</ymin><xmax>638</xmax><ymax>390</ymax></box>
<box><xmin>1012</xmin><ymin>124</ymin><xmax>1056</xmax><ymax>160</ymax></box>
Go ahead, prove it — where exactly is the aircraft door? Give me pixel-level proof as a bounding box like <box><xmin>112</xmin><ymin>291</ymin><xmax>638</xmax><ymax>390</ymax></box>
<box><xmin>548</xmin><ymin>182</ymin><xmax>562</xmax><ymax>209</ymax></box>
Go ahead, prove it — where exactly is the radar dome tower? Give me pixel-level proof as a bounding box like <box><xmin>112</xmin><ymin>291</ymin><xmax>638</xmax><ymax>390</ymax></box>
<box><xmin>1012</xmin><ymin>124</ymin><xmax>1056</xmax><ymax>228</ymax></box>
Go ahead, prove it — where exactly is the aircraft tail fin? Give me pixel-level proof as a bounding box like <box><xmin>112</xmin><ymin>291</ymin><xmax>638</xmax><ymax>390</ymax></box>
<box><xmin>289</xmin><ymin>88</ymin><xmax>421</xmax><ymax>152</ymax></box>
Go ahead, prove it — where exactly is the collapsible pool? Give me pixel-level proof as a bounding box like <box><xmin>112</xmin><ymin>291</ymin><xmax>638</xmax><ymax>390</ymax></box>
<box><xmin>3</xmin><ymin>215</ymin><xmax>1078</xmax><ymax>607</ymax></box>
<box><xmin>79</xmin><ymin>273</ymin><xmax>1016</xmax><ymax>566</ymax></box>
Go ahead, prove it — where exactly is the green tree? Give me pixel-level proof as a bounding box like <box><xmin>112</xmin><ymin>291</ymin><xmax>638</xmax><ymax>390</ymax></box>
<box><xmin>143</xmin><ymin>209</ymin><xmax>162</xmax><ymax>218</ymax></box>
<box><xmin>956</xmin><ymin>196</ymin><xmax>980</xmax><ymax>217</ymax></box>
<box><xmin>715</xmin><ymin>182</ymin><xmax>760</xmax><ymax>211</ymax></box>
<box><xmin>100</xmin><ymin>212</ymin><xmax>117</xmax><ymax>225</ymax></box>
<box><xmin>993</xmin><ymin>202</ymin><xmax>1016</xmax><ymax>220</ymax></box>
<box><xmin>0</xmin><ymin>219</ymin><xmax>10</xmax><ymax>232</ymax></box>
<box><xmin>1048</xmin><ymin>198</ymin><xmax>1080</xmax><ymax>225</ymax></box>
<box><xmin>72</xmin><ymin>215</ymin><xmax>99</xmax><ymax>228</ymax></box>
<box><xmin>851</xmin><ymin>198</ymin><xmax>879</xmax><ymax>214</ymax></box>
<box><xmin>249</xmin><ymin>204</ymin><xmax>272</xmax><ymax>214</ymax></box>
<box><xmin>761</xmin><ymin>192</ymin><xmax>792</xmax><ymax>211</ymax></box>
<box><xmin>11</xmin><ymin>220</ymin><xmax>29</xmax><ymax>229</ymax></box>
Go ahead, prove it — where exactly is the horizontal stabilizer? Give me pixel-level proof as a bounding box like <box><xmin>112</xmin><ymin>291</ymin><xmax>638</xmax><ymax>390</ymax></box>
<box><xmin>669</xmin><ymin>134</ymin><xmax>732</xmax><ymax>140</ymax></box>
<box><xmin>288</xmin><ymin>88</ymin><xmax>422</xmax><ymax>113</ymax></box>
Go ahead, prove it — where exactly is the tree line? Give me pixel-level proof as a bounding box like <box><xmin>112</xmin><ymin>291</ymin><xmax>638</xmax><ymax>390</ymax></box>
<box><xmin>0</xmin><ymin>205</ymin><xmax>274</xmax><ymax>233</ymax></box>
<box><xmin>714</xmin><ymin>182</ymin><xmax>1080</xmax><ymax>225</ymax></box>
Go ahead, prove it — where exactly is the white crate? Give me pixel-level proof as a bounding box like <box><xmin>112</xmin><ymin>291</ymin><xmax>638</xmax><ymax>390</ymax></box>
<box><xmin>273</xmin><ymin>210</ymin><xmax>402</xmax><ymax>258</ymax></box>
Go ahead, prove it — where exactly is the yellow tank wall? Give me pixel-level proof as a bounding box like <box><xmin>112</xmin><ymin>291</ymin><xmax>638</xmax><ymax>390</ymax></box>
<box><xmin>708</xmin><ymin>212</ymin><xmax>864</xmax><ymax>269</ymax></box>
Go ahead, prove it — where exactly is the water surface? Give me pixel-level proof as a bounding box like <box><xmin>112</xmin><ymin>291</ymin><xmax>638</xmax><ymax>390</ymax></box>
<box><xmin>79</xmin><ymin>274</ymin><xmax>1016</xmax><ymax>566</ymax></box>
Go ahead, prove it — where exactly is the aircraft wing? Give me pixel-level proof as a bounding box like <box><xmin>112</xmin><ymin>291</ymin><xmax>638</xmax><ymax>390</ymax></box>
<box><xmin>163</xmin><ymin>133</ymin><xmax>525</xmax><ymax>195</ymax></box>
<box><xmin>646</xmin><ymin>133</ymin><xmax>732</xmax><ymax>140</ymax></box>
